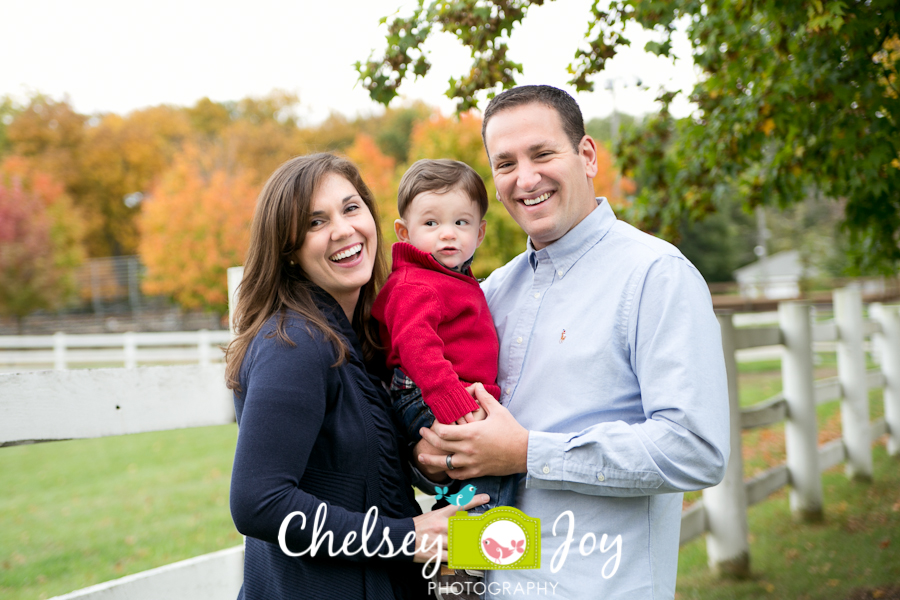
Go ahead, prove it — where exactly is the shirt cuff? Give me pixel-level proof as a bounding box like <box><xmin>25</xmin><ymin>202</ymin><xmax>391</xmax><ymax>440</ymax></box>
<box><xmin>525</xmin><ymin>430</ymin><xmax>568</xmax><ymax>489</ymax></box>
<box><xmin>525</xmin><ymin>430</ymin><xmax>665</xmax><ymax>492</ymax></box>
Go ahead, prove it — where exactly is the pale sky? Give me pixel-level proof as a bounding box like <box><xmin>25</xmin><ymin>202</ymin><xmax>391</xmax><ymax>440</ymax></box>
<box><xmin>0</xmin><ymin>0</ymin><xmax>699</xmax><ymax>124</ymax></box>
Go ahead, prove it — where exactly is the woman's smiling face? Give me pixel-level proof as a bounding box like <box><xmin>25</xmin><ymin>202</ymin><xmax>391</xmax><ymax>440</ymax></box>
<box><xmin>296</xmin><ymin>172</ymin><xmax>377</xmax><ymax>318</ymax></box>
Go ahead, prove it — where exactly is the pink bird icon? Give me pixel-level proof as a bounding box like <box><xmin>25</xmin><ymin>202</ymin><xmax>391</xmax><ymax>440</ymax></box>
<box><xmin>482</xmin><ymin>538</ymin><xmax>525</xmax><ymax>562</ymax></box>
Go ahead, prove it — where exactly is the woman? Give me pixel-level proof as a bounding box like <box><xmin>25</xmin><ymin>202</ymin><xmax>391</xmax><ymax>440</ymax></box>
<box><xmin>226</xmin><ymin>153</ymin><xmax>486</xmax><ymax>600</ymax></box>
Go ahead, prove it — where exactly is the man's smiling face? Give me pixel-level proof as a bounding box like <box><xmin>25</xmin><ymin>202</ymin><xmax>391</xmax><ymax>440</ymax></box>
<box><xmin>484</xmin><ymin>103</ymin><xmax>599</xmax><ymax>250</ymax></box>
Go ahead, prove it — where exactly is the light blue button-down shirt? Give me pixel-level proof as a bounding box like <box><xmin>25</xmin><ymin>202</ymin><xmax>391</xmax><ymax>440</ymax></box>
<box><xmin>480</xmin><ymin>199</ymin><xmax>729</xmax><ymax>599</ymax></box>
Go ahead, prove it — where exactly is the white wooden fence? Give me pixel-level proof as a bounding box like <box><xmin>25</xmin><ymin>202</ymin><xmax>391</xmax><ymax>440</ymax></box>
<box><xmin>680</xmin><ymin>286</ymin><xmax>900</xmax><ymax>577</ymax></box>
<box><xmin>0</xmin><ymin>284</ymin><xmax>897</xmax><ymax>598</ymax></box>
<box><xmin>0</xmin><ymin>330</ymin><xmax>232</xmax><ymax>372</ymax></box>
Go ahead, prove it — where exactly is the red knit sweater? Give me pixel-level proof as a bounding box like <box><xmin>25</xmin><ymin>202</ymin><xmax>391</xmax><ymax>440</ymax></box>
<box><xmin>373</xmin><ymin>242</ymin><xmax>502</xmax><ymax>424</ymax></box>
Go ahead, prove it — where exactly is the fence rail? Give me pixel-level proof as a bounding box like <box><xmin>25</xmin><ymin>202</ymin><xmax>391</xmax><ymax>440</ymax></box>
<box><xmin>1</xmin><ymin>283</ymin><xmax>898</xmax><ymax>598</ymax></box>
<box><xmin>0</xmin><ymin>330</ymin><xmax>232</xmax><ymax>371</ymax></box>
<box><xmin>0</xmin><ymin>364</ymin><xmax>235</xmax><ymax>448</ymax></box>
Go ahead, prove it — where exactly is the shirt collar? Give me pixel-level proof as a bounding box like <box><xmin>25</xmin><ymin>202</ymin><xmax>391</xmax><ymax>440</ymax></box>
<box><xmin>526</xmin><ymin>198</ymin><xmax>616</xmax><ymax>275</ymax></box>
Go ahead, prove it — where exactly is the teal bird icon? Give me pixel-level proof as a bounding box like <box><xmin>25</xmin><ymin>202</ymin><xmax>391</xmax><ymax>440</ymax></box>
<box><xmin>434</xmin><ymin>484</ymin><xmax>479</xmax><ymax>506</ymax></box>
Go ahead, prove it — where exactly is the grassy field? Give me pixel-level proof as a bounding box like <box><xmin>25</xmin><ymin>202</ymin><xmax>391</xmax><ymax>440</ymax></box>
<box><xmin>676</xmin><ymin>443</ymin><xmax>900</xmax><ymax>600</ymax></box>
<box><xmin>1</xmin><ymin>355</ymin><xmax>897</xmax><ymax>599</ymax></box>
<box><xmin>0</xmin><ymin>425</ymin><xmax>241</xmax><ymax>600</ymax></box>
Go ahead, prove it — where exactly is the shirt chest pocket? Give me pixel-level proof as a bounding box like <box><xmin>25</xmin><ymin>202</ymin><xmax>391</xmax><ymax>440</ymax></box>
<box><xmin>527</xmin><ymin>312</ymin><xmax>631</xmax><ymax>403</ymax></box>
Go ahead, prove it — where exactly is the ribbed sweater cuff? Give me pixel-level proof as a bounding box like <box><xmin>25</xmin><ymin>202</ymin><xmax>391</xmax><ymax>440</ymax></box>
<box><xmin>426</xmin><ymin>386</ymin><xmax>480</xmax><ymax>424</ymax></box>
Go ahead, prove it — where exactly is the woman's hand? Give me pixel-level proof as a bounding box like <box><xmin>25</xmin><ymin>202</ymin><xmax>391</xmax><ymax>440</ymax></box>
<box><xmin>411</xmin><ymin>493</ymin><xmax>490</xmax><ymax>564</ymax></box>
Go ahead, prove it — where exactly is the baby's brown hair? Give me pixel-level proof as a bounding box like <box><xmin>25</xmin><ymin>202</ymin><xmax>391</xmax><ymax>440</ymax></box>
<box><xmin>397</xmin><ymin>159</ymin><xmax>488</xmax><ymax>219</ymax></box>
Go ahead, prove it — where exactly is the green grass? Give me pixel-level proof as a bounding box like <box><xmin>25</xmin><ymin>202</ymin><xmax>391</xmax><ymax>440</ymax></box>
<box><xmin>676</xmin><ymin>444</ymin><xmax>900</xmax><ymax>600</ymax></box>
<box><xmin>0</xmin><ymin>425</ymin><xmax>241</xmax><ymax>600</ymax></box>
<box><xmin>735</xmin><ymin>354</ymin><xmax>885</xmax><ymax>478</ymax></box>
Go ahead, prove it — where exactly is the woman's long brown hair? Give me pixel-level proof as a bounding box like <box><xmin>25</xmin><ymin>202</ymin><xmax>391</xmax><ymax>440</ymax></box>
<box><xmin>224</xmin><ymin>153</ymin><xmax>388</xmax><ymax>391</ymax></box>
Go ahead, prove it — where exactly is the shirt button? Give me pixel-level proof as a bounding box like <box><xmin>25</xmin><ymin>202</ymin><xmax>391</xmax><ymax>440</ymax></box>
<box><xmin>533</xmin><ymin>292</ymin><xmax>540</xmax><ymax>299</ymax></box>
<box><xmin>558</xmin><ymin>270</ymin><xmax>564</xmax><ymax>277</ymax></box>
<box><xmin>597</xmin><ymin>473</ymin><xmax>606</xmax><ymax>482</ymax></box>
<box><xmin>542</xmin><ymin>465</ymin><xmax>551</xmax><ymax>474</ymax></box>
<box><xmin>516</xmin><ymin>336</ymin><xmax>523</xmax><ymax>344</ymax></box>
<box><xmin>505</xmin><ymin>387</ymin><xmax>511</xmax><ymax>394</ymax></box>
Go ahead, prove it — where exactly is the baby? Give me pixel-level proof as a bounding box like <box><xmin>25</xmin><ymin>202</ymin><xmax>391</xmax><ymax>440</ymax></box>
<box><xmin>373</xmin><ymin>158</ymin><xmax>518</xmax><ymax>512</ymax></box>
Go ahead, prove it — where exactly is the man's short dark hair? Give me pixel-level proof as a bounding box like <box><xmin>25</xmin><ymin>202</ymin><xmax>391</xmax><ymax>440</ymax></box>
<box><xmin>397</xmin><ymin>159</ymin><xmax>488</xmax><ymax>219</ymax></box>
<box><xmin>481</xmin><ymin>85</ymin><xmax>586</xmax><ymax>153</ymax></box>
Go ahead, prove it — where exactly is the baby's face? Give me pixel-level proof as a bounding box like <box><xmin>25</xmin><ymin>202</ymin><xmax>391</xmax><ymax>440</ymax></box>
<box><xmin>398</xmin><ymin>187</ymin><xmax>486</xmax><ymax>269</ymax></box>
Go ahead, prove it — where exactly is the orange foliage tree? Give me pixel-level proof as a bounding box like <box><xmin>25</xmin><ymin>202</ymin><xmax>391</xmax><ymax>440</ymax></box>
<box><xmin>6</xmin><ymin>95</ymin><xmax>86</xmax><ymax>188</ymax></box>
<box><xmin>593</xmin><ymin>143</ymin><xmax>636</xmax><ymax>211</ymax></box>
<box><xmin>0</xmin><ymin>157</ymin><xmax>86</xmax><ymax>329</ymax></box>
<box><xmin>343</xmin><ymin>133</ymin><xmax>398</xmax><ymax>236</ymax></box>
<box><xmin>138</xmin><ymin>144</ymin><xmax>258</xmax><ymax>314</ymax></box>
<box><xmin>79</xmin><ymin>106</ymin><xmax>192</xmax><ymax>256</ymax></box>
<box><xmin>221</xmin><ymin>118</ymin><xmax>307</xmax><ymax>186</ymax></box>
<box><xmin>215</xmin><ymin>92</ymin><xmax>312</xmax><ymax>184</ymax></box>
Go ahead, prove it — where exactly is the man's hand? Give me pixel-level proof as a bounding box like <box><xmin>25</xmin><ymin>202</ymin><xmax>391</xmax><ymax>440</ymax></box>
<box><xmin>417</xmin><ymin>383</ymin><xmax>529</xmax><ymax>479</ymax></box>
<box><xmin>412</xmin><ymin>435</ymin><xmax>452</xmax><ymax>483</ymax></box>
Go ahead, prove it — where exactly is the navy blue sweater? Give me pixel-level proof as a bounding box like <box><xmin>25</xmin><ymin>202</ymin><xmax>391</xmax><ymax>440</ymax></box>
<box><xmin>230</xmin><ymin>292</ymin><xmax>428</xmax><ymax>599</ymax></box>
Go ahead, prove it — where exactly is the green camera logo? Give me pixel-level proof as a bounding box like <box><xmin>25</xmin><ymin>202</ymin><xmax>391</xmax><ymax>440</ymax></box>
<box><xmin>447</xmin><ymin>507</ymin><xmax>541</xmax><ymax>571</ymax></box>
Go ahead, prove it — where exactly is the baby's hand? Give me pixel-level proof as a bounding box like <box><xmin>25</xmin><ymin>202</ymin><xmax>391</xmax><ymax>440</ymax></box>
<box><xmin>455</xmin><ymin>405</ymin><xmax>487</xmax><ymax>424</ymax></box>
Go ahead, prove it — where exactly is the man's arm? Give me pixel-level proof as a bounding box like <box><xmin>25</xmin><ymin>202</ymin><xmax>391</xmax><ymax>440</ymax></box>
<box><xmin>420</xmin><ymin>255</ymin><xmax>730</xmax><ymax>497</ymax></box>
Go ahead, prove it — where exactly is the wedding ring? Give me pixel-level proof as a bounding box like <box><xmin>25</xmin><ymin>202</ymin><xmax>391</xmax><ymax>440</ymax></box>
<box><xmin>446</xmin><ymin>454</ymin><xmax>456</xmax><ymax>470</ymax></box>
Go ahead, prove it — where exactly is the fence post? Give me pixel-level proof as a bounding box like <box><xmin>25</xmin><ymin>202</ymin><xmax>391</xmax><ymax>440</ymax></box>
<box><xmin>871</xmin><ymin>303</ymin><xmax>900</xmax><ymax>457</ymax></box>
<box><xmin>124</xmin><ymin>332</ymin><xmax>137</xmax><ymax>369</ymax></box>
<box><xmin>198</xmin><ymin>329</ymin><xmax>211</xmax><ymax>366</ymax></box>
<box><xmin>834</xmin><ymin>286</ymin><xmax>873</xmax><ymax>481</ymax></box>
<box><xmin>53</xmin><ymin>332</ymin><xmax>66</xmax><ymax>370</ymax></box>
<box><xmin>704</xmin><ymin>314</ymin><xmax>750</xmax><ymax>577</ymax></box>
<box><xmin>779</xmin><ymin>301</ymin><xmax>824</xmax><ymax>520</ymax></box>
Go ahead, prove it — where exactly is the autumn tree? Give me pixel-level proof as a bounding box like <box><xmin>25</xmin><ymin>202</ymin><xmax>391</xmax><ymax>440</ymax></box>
<box><xmin>187</xmin><ymin>92</ymin><xmax>315</xmax><ymax>186</ymax></box>
<box><xmin>592</xmin><ymin>143</ymin><xmax>635</xmax><ymax>211</ymax></box>
<box><xmin>585</xmin><ymin>113</ymin><xmax>638</xmax><ymax>208</ymax></box>
<box><xmin>138</xmin><ymin>144</ymin><xmax>258</xmax><ymax>314</ymax></box>
<box><xmin>359</xmin><ymin>0</ymin><xmax>900</xmax><ymax>271</ymax></box>
<box><xmin>185</xmin><ymin>97</ymin><xmax>233</xmax><ymax>139</ymax></box>
<box><xmin>299</xmin><ymin>112</ymin><xmax>361</xmax><ymax>154</ymax></box>
<box><xmin>0</xmin><ymin>157</ymin><xmax>86</xmax><ymax>330</ymax></box>
<box><xmin>5</xmin><ymin>92</ymin><xmax>311</xmax><ymax>261</ymax></box>
<box><xmin>343</xmin><ymin>133</ymin><xmax>399</xmax><ymax>236</ymax></box>
<box><xmin>6</xmin><ymin>95</ymin><xmax>86</xmax><ymax>197</ymax></box>
<box><xmin>0</xmin><ymin>96</ymin><xmax>20</xmax><ymax>157</ymax></box>
<box><xmin>220</xmin><ymin>117</ymin><xmax>305</xmax><ymax>185</ymax></box>
<box><xmin>5</xmin><ymin>96</ymin><xmax>191</xmax><ymax>257</ymax></box>
<box><xmin>358</xmin><ymin>101</ymin><xmax>433</xmax><ymax>164</ymax></box>
<box><xmin>78</xmin><ymin>105</ymin><xmax>192</xmax><ymax>256</ymax></box>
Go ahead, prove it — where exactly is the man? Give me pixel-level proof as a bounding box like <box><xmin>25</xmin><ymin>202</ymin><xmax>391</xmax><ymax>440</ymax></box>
<box><xmin>418</xmin><ymin>85</ymin><xmax>730</xmax><ymax>599</ymax></box>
